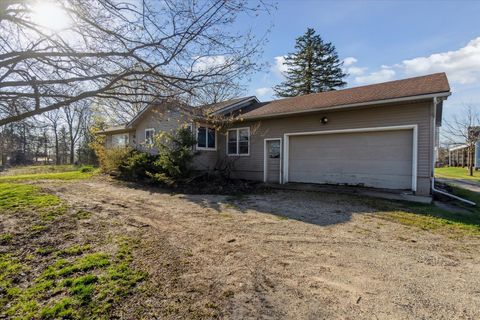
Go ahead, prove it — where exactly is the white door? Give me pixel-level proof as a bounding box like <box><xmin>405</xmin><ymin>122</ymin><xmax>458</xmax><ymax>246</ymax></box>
<box><xmin>264</xmin><ymin>139</ymin><xmax>281</xmax><ymax>183</ymax></box>
<box><xmin>288</xmin><ymin>130</ymin><xmax>413</xmax><ymax>190</ymax></box>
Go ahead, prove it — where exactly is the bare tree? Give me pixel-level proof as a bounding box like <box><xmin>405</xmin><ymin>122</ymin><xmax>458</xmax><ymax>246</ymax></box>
<box><xmin>189</xmin><ymin>75</ymin><xmax>246</xmax><ymax>106</ymax></box>
<box><xmin>63</xmin><ymin>101</ymin><xmax>88</xmax><ymax>163</ymax></box>
<box><xmin>44</xmin><ymin>109</ymin><xmax>62</xmax><ymax>164</ymax></box>
<box><xmin>0</xmin><ymin>0</ymin><xmax>270</xmax><ymax>126</ymax></box>
<box><xmin>443</xmin><ymin>106</ymin><xmax>480</xmax><ymax>176</ymax></box>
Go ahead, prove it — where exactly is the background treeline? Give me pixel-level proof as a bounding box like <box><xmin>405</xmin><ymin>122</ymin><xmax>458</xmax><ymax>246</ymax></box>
<box><xmin>0</xmin><ymin>102</ymin><xmax>99</xmax><ymax>167</ymax></box>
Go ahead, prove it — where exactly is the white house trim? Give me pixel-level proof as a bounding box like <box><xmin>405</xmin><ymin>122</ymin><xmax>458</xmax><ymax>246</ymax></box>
<box><xmin>263</xmin><ymin>138</ymin><xmax>282</xmax><ymax>183</ymax></box>
<box><xmin>282</xmin><ymin>124</ymin><xmax>419</xmax><ymax>192</ymax></box>
<box><xmin>226</xmin><ymin>127</ymin><xmax>251</xmax><ymax>156</ymax></box>
<box><xmin>195</xmin><ymin>124</ymin><xmax>217</xmax><ymax>151</ymax></box>
<box><xmin>145</xmin><ymin>127</ymin><xmax>155</xmax><ymax>143</ymax></box>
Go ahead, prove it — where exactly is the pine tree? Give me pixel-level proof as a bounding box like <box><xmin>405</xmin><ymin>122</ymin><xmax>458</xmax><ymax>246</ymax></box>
<box><xmin>274</xmin><ymin>28</ymin><xmax>347</xmax><ymax>97</ymax></box>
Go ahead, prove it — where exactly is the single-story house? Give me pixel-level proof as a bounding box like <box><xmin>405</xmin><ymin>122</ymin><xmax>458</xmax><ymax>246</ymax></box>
<box><xmin>99</xmin><ymin>72</ymin><xmax>451</xmax><ymax>196</ymax></box>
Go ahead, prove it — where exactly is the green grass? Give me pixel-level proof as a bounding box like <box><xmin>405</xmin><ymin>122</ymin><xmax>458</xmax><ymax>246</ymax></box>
<box><xmin>0</xmin><ymin>172</ymin><xmax>146</xmax><ymax>319</ymax></box>
<box><xmin>0</xmin><ymin>165</ymin><xmax>94</xmax><ymax>176</ymax></box>
<box><xmin>435</xmin><ymin>166</ymin><xmax>480</xmax><ymax>183</ymax></box>
<box><xmin>449</xmin><ymin>185</ymin><xmax>480</xmax><ymax>207</ymax></box>
<box><xmin>74</xmin><ymin>210</ymin><xmax>92</xmax><ymax>220</ymax></box>
<box><xmin>367</xmin><ymin>193</ymin><xmax>480</xmax><ymax>237</ymax></box>
<box><xmin>0</xmin><ymin>169</ymin><xmax>97</xmax><ymax>182</ymax></box>
<box><xmin>0</xmin><ymin>233</ymin><xmax>13</xmax><ymax>244</ymax></box>
<box><xmin>0</xmin><ymin>183</ymin><xmax>62</xmax><ymax>213</ymax></box>
<box><xmin>4</xmin><ymin>239</ymin><xmax>145</xmax><ymax>319</ymax></box>
<box><xmin>376</xmin><ymin>167</ymin><xmax>480</xmax><ymax>236</ymax></box>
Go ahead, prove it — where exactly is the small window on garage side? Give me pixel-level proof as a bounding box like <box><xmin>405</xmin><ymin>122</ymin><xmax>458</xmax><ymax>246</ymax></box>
<box><xmin>197</xmin><ymin>125</ymin><xmax>216</xmax><ymax>150</ymax></box>
<box><xmin>227</xmin><ymin>127</ymin><xmax>250</xmax><ymax>156</ymax></box>
<box><xmin>145</xmin><ymin>128</ymin><xmax>155</xmax><ymax>145</ymax></box>
<box><xmin>268</xmin><ymin>141</ymin><xmax>280</xmax><ymax>158</ymax></box>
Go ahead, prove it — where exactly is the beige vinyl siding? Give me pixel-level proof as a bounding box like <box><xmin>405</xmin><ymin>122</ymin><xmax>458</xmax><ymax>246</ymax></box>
<box><xmin>217</xmin><ymin>100</ymin><xmax>434</xmax><ymax>195</ymax></box>
<box><xmin>132</xmin><ymin>106</ymin><xmax>217</xmax><ymax>171</ymax></box>
<box><xmin>135</xmin><ymin>107</ymin><xmax>189</xmax><ymax>146</ymax></box>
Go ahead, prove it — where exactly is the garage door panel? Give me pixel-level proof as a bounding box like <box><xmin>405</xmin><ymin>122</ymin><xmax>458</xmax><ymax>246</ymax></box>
<box><xmin>288</xmin><ymin>130</ymin><xmax>413</xmax><ymax>190</ymax></box>
<box><xmin>294</xmin><ymin>147</ymin><xmax>411</xmax><ymax>161</ymax></box>
<box><xmin>290</xmin><ymin>172</ymin><xmax>412</xmax><ymax>189</ymax></box>
<box><xmin>292</xmin><ymin>159</ymin><xmax>412</xmax><ymax>175</ymax></box>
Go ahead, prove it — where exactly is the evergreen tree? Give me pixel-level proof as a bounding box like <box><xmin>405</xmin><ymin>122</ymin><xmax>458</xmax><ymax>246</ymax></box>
<box><xmin>274</xmin><ymin>28</ymin><xmax>347</xmax><ymax>97</ymax></box>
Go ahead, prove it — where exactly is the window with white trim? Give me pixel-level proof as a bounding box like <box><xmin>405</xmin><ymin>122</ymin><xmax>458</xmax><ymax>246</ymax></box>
<box><xmin>145</xmin><ymin>128</ymin><xmax>155</xmax><ymax>145</ymax></box>
<box><xmin>197</xmin><ymin>125</ymin><xmax>216</xmax><ymax>150</ymax></box>
<box><xmin>227</xmin><ymin>127</ymin><xmax>250</xmax><ymax>156</ymax></box>
<box><xmin>111</xmin><ymin>133</ymin><xmax>129</xmax><ymax>147</ymax></box>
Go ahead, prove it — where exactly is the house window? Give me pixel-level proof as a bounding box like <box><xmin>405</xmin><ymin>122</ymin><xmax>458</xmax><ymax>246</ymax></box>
<box><xmin>145</xmin><ymin>128</ymin><xmax>155</xmax><ymax>145</ymax></box>
<box><xmin>197</xmin><ymin>125</ymin><xmax>216</xmax><ymax>150</ymax></box>
<box><xmin>111</xmin><ymin>133</ymin><xmax>129</xmax><ymax>147</ymax></box>
<box><xmin>227</xmin><ymin>127</ymin><xmax>250</xmax><ymax>156</ymax></box>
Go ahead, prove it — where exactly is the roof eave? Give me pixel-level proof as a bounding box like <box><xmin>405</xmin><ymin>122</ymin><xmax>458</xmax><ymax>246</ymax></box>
<box><xmin>96</xmin><ymin>128</ymin><xmax>134</xmax><ymax>135</ymax></box>
<box><xmin>211</xmin><ymin>96</ymin><xmax>259</xmax><ymax>115</ymax></box>
<box><xmin>241</xmin><ymin>91</ymin><xmax>451</xmax><ymax>121</ymax></box>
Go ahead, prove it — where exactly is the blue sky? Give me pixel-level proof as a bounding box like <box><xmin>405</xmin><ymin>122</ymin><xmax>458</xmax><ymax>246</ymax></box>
<box><xmin>244</xmin><ymin>0</ymin><xmax>480</xmax><ymax>120</ymax></box>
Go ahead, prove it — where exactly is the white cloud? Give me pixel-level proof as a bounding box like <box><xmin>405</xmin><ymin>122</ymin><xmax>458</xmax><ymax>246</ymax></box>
<box><xmin>343</xmin><ymin>57</ymin><xmax>357</xmax><ymax>66</ymax></box>
<box><xmin>355</xmin><ymin>66</ymin><xmax>396</xmax><ymax>84</ymax></box>
<box><xmin>346</xmin><ymin>66</ymin><xmax>367</xmax><ymax>76</ymax></box>
<box><xmin>401</xmin><ymin>37</ymin><xmax>480</xmax><ymax>84</ymax></box>
<box><xmin>255</xmin><ymin>87</ymin><xmax>273</xmax><ymax>97</ymax></box>
<box><xmin>272</xmin><ymin>56</ymin><xmax>289</xmax><ymax>77</ymax></box>
<box><xmin>348</xmin><ymin>37</ymin><xmax>480</xmax><ymax>86</ymax></box>
<box><xmin>192</xmin><ymin>55</ymin><xmax>227</xmax><ymax>72</ymax></box>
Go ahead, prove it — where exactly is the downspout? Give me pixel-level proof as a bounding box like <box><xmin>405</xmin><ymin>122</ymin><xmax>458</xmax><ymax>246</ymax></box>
<box><xmin>430</xmin><ymin>97</ymin><xmax>476</xmax><ymax>206</ymax></box>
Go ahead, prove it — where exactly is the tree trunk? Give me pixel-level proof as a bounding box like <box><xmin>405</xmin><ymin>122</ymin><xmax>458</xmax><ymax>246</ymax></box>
<box><xmin>469</xmin><ymin>146</ymin><xmax>475</xmax><ymax>176</ymax></box>
<box><xmin>69</xmin><ymin>141</ymin><xmax>75</xmax><ymax>164</ymax></box>
<box><xmin>53</xmin><ymin>125</ymin><xmax>60</xmax><ymax>165</ymax></box>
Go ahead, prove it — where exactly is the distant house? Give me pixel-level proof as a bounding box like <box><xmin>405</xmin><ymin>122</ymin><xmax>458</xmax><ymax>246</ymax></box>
<box><xmin>99</xmin><ymin>73</ymin><xmax>451</xmax><ymax>196</ymax></box>
<box><xmin>447</xmin><ymin>126</ymin><xmax>480</xmax><ymax>168</ymax></box>
<box><xmin>448</xmin><ymin>142</ymin><xmax>480</xmax><ymax>168</ymax></box>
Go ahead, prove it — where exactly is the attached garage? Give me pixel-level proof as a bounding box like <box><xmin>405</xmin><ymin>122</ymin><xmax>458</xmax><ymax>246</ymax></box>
<box><xmin>284</xmin><ymin>126</ymin><xmax>417</xmax><ymax>191</ymax></box>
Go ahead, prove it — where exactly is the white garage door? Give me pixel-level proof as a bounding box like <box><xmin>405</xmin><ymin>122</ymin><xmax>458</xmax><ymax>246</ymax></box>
<box><xmin>288</xmin><ymin>130</ymin><xmax>413</xmax><ymax>190</ymax></box>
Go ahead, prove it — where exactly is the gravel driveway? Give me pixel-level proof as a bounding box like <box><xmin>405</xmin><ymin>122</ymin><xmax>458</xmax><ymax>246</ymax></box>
<box><xmin>42</xmin><ymin>177</ymin><xmax>480</xmax><ymax>319</ymax></box>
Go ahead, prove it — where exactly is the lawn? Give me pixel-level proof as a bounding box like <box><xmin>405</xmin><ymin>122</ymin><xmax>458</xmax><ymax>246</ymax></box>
<box><xmin>367</xmin><ymin>196</ymin><xmax>480</xmax><ymax>238</ymax></box>
<box><xmin>0</xmin><ymin>165</ymin><xmax>98</xmax><ymax>182</ymax></box>
<box><xmin>1</xmin><ymin>165</ymin><xmax>480</xmax><ymax>318</ymax></box>
<box><xmin>0</xmin><ymin>168</ymin><xmax>145</xmax><ymax>319</ymax></box>
<box><xmin>435</xmin><ymin>166</ymin><xmax>480</xmax><ymax>182</ymax></box>
<box><xmin>0</xmin><ymin>164</ymin><xmax>81</xmax><ymax>176</ymax></box>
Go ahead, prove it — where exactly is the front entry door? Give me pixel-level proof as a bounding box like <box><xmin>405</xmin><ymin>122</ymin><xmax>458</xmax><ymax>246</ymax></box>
<box><xmin>265</xmin><ymin>139</ymin><xmax>281</xmax><ymax>183</ymax></box>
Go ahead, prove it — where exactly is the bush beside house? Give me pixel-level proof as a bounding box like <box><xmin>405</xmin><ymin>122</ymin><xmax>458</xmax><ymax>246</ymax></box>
<box><xmin>94</xmin><ymin>127</ymin><xmax>198</xmax><ymax>185</ymax></box>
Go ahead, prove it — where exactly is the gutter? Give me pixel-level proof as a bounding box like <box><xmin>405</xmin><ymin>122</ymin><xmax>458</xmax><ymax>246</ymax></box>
<box><xmin>430</xmin><ymin>96</ymin><xmax>476</xmax><ymax>206</ymax></box>
<box><xmin>242</xmin><ymin>91</ymin><xmax>452</xmax><ymax>121</ymax></box>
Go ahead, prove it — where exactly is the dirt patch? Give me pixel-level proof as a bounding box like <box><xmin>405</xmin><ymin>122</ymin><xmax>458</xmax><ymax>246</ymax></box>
<box><xmin>24</xmin><ymin>176</ymin><xmax>480</xmax><ymax>319</ymax></box>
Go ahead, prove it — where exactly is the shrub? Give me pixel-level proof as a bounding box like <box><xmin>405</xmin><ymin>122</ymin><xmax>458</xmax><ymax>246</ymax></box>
<box><xmin>150</xmin><ymin>127</ymin><xmax>197</xmax><ymax>183</ymax></box>
<box><xmin>79</xmin><ymin>165</ymin><xmax>94</xmax><ymax>173</ymax></box>
<box><xmin>97</xmin><ymin>147</ymin><xmax>132</xmax><ymax>175</ymax></box>
<box><xmin>117</xmin><ymin>150</ymin><xmax>159</xmax><ymax>181</ymax></box>
<box><xmin>93</xmin><ymin>127</ymin><xmax>197</xmax><ymax>184</ymax></box>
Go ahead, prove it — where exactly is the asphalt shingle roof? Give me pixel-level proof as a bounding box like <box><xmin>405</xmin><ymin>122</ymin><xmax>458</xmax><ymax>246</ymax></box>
<box><xmin>242</xmin><ymin>73</ymin><xmax>450</xmax><ymax>119</ymax></box>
